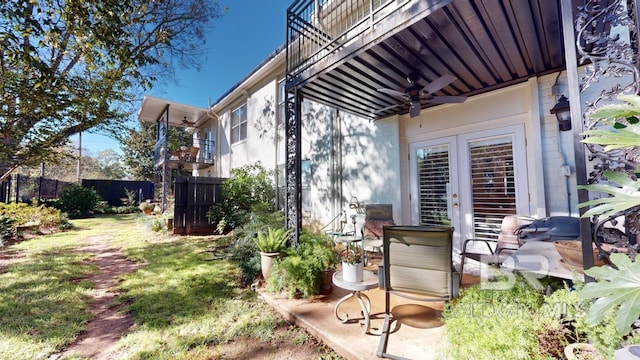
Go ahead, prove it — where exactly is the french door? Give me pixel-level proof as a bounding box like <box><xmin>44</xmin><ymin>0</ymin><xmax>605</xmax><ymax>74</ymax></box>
<box><xmin>409</xmin><ymin>125</ymin><xmax>529</xmax><ymax>250</ymax></box>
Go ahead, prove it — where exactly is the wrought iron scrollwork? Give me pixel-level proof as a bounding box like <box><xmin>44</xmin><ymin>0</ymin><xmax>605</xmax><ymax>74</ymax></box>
<box><xmin>576</xmin><ymin>0</ymin><xmax>640</xmax><ymax>249</ymax></box>
<box><xmin>284</xmin><ymin>89</ymin><xmax>301</xmax><ymax>245</ymax></box>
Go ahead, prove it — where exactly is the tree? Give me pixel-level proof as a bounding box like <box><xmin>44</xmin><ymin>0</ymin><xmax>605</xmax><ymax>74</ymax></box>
<box><xmin>0</xmin><ymin>0</ymin><xmax>226</xmax><ymax>181</ymax></box>
<box><xmin>96</xmin><ymin>149</ymin><xmax>126</xmax><ymax>180</ymax></box>
<box><xmin>119</xmin><ymin>120</ymin><xmax>192</xmax><ymax>181</ymax></box>
<box><xmin>17</xmin><ymin>146</ymin><xmax>125</xmax><ymax>182</ymax></box>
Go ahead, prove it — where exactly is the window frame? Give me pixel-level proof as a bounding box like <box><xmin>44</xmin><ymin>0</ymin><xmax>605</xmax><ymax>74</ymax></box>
<box><xmin>231</xmin><ymin>103</ymin><xmax>248</xmax><ymax>144</ymax></box>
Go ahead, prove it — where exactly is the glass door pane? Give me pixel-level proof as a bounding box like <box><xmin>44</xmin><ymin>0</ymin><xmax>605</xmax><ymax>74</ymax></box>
<box><xmin>416</xmin><ymin>145</ymin><xmax>451</xmax><ymax>226</ymax></box>
<box><xmin>468</xmin><ymin>136</ymin><xmax>517</xmax><ymax>241</ymax></box>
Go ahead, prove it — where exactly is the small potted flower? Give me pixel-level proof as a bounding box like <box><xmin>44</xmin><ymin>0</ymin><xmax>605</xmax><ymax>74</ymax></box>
<box><xmin>340</xmin><ymin>242</ymin><xmax>363</xmax><ymax>282</ymax></box>
<box><xmin>138</xmin><ymin>200</ymin><xmax>154</xmax><ymax>215</ymax></box>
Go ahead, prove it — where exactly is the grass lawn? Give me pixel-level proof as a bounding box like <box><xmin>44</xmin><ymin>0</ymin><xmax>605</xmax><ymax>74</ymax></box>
<box><xmin>0</xmin><ymin>214</ymin><xmax>341</xmax><ymax>360</ymax></box>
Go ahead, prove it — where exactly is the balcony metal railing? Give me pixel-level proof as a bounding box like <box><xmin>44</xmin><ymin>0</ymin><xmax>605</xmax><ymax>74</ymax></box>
<box><xmin>286</xmin><ymin>0</ymin><xmax>407</xmax><ymax>79</ymax></box>
<box><xmin>154</xmin><ymin>137</ymin><xmax>216</xmax><ymax>168</ymax></box>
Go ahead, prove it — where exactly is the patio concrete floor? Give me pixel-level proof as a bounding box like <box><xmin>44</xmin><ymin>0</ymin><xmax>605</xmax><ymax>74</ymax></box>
<box><xmin>258</xmin><ymin>258</ymin><xmax>480</xmax><ymax>360</ymax></box>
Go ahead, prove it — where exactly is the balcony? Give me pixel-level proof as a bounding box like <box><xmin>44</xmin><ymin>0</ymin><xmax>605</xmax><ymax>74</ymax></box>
<box><xmin>285</xmin><ymin>0</ymin><xmax>566</xmax><ymax>120</ymax></box>
<box><xmin>287</xmin><ymin>0</ymin><xmax>408</xmax><ymax>80</ymax></box>
<box><xmin>154</xmin><ymin>137</ymin><xmax>215</xmax><ymax>171</ymax></box>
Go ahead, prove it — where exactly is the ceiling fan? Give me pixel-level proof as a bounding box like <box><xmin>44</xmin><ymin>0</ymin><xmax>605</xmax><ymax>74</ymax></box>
<box><xmin>377</xmin><ymin>72</ymin><xmax>467</xmax><ymax>118</ymax></box>
<box><xmin>182</xmin><ymin>116</ymin><xmax>196</xmax><ymax>127</ymax></box>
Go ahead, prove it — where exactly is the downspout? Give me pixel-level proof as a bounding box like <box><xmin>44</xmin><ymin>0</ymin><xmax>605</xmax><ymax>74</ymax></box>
<box><xmin>553</xmin><ymin>71</ymin><xmax>573</xmax><ymax>216</ymax></box>
<box><xmin>206</xmin><ymin>100</ymin><xmax>220</xmax><ymax>177</ymax></box>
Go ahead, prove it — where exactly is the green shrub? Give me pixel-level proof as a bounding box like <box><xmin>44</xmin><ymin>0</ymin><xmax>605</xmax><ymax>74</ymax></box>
<box><xmin>230</xmin><ymin>210</ymin><xmax>285</xmax><ymax>285</ymax></box>
<box><xmin>109</xmin><ymin>205</ymin><xmax>139</xmax><ymax>214</ymax></box>
<box><xmin>138</xmin><ymin>213</ymin><xmax>165</xmax><ymax>232</ymax></box>
<box><xmin>0</xmin><ymin>201</ymin><xmax>69</xmax><ymax>230</ymax></box>
<box><xmin>93</xmin><ymin>201</ymin><xmax>110</xmax><ymax>214</ymax></box>
<box><xmin>266</xmin><ymin>230</ymin><xmax>336</xmax><ymax>298</ymax></box>
<box><xmin>546</xmin><ymin>278</ymin><xmax>640</xmax><ymax>357</ymax></box>
<box><xmin>0</xmin><ymin>215</ymin><xmax>15</xmax><ymax>245</ymax></box>
<box><xmin>207</xmin><ymin>162</ymin><xmax>276</xmax><ymax>234</ymax></box>
<box><xmin>55</xmin><ymin>184</ymin><xmax>102</xmax><ymax>218</ymax></box>
<box><xmin>442</xmin><ymin>275</ymin><xmax>549</xmax><ymax>360</ymax></box>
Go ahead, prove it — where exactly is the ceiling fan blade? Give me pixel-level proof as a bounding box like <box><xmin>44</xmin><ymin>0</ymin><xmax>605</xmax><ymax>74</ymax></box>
<box><xmin>378</xmin><ymin>88</ymin><xmax>406</xmax><ymax>98</ymax></box>
<box><xmin>373</xmin><ymin>103</ymin><xmax>402</xmax><ymax>114</ymax></box>
<box><xmin>423</xmin><ymin>74</ymin><xmax>457</xmax><ymax>94</ymax></box>
<box><xmin>409</xmin><ymin>103</ymin><xmax>421</xmax><ymax>118</ymax></box>
<box><xmin>425</xmin><ymin>95</ymin><xmax>467</xmax><ymax>104</ymax></box>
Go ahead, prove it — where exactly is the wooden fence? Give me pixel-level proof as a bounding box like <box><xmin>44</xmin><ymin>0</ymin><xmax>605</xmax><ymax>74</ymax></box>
<box><xmin>82</xmin><ymin>179</ymin><xmax>154</xmax><ymax>207</ymax></box>
<box><xmin>173</xmin><ymin>176</ymin><xmax>226</xmax><ymax>235</ymax></box>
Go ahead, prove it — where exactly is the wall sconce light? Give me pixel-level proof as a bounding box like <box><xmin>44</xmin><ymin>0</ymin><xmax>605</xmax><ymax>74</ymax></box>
<box><xmin>550</xmin><ymin>95</ymin><xmax>571</xmax><ymax>131</ymax></box>
<box><xmin>348</xmin><ymin>196</ymin><xmax>360</xmax><ymax>209</ymax></box>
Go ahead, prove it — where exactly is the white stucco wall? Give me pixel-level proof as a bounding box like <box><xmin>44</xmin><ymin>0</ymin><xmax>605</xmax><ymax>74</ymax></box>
<box><xmin>340</xmin><ymin>111</ymin><xmax>402</xmax><ymax>229</ymax></box>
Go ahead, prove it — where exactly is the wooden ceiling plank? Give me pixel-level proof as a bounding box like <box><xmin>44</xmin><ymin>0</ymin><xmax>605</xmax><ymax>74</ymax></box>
<box><xmin>416</xmin><ymin>12</ymin><xmax>498</xmax><ymax>88</ymax></box>
<box><xmin>473</xmin><ymin>0</ymin><xmax>529</xmax><ymax>78</ymax></box>
<box><xmin>445</xmin><ymin>1</ymin><xmax>514</xmax><ymax>81</ymax></box>
<box><xmin>503</xmin><ymin>0</ymin><xmax>546</xmax><ymax>73</ymax></box>
<box><xmin>533</xmin><ymin>0</ymin><xmax>565</xmax><ymax>68</ymax></box>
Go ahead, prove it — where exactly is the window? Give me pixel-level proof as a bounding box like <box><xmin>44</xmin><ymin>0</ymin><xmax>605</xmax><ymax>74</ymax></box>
<box><xmin>231</xmin><ymin>103</ymin><xmax>247</xmax><ymax>144</ymax></box>
<box><xmin>204</xmin><ymin>130</ymin><xmax>214</xmax><ymax>162</ymax></box>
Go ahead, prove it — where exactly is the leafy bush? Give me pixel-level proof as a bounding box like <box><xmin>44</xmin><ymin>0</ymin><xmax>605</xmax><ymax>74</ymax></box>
<box><xmin>0</xmin><ymin>215</ymin><xmax>15</xmax><ymax>245</ymax></box>
<box><xmin>266</xmin><ymin>230</ymin><xmax>336</xmax><ymax>298</ymax></box>
<box><xmin>442</xmin><ymin>275</ymin><xmax>640</xmax><ymax>360</ymax></box>
<box><xmin>93</xmin><ymin>201</ymin><xmax>110</xmax><ymax>214</ymax></box>
<box><xmin>230</xmin><ymin>210</ymin><xmax>285</xmax><ymax>285</ymax></box>
<box><xmin>442</xmin><ymin>275</ymin><xmax>549</xmax><ymax>360</ymax></box>
<box><xmin>0</xmin><ymin>201</ymin><xmax>69</xmax><ymax>230</ymax></box>
<box><xmin>109</xmin><ymin>205</ymin><xmax>139</xmax><ymax>214</ymax></box>
<box><xmin>55</xmin><ymin>184</ymin><xmax>102</xmax><ymax>218</ymax></box>
<box><xmin>139</xmin><ymin>213</ymin><xmax>165</xmax><ymax>232</ymax></box>
<box><xmin>207</xmin><ymin>162</ymin><xmax>276</xmax><ymax>234</ymax></box>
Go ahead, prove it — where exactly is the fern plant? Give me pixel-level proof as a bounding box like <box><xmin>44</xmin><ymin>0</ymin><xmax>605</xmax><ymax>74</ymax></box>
<box><xmin>254</xmin><ymin>227</ymin><xmax>290</xmax><ymax>253</ymax></box>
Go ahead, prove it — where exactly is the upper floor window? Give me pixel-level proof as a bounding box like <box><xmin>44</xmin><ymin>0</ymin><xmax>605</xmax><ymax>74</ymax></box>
<box><xmin>204</xmin><ymin>130</ymin><xmax>214</xmax><ymax>162</ymax></box>
<box><xmin>231</xmin><ymin>103</ymin><xmax>247</xmax><ymax>144</ymax></box>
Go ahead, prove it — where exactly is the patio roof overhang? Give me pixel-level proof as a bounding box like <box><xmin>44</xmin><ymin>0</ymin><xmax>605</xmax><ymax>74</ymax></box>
<box><xmin>286</xmin><ymin>0</ymin><xmax>599</xmax><ymax>120</ymax></box>
<box><xmin>138</xmin><ymin>96</ymin><xmax>210</xmax><ymax>129</ymax></box>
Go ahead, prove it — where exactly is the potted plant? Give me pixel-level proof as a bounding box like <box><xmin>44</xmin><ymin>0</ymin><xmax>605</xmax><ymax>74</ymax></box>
<box><xmin>139</xmin><ymin>201</ymin><xmax>154</xmax><ymax>215</ymax></box>
<box><xmin>265</xmin><ymin>230</ymin><xmax>337</xmax><ymax>298</ymax></box>
<box><xmin>254</xmin><ymin>227</ymin><xmax>290</xmax><ymax>280</ymax></box>
<box><xmin>340</xmin><ymin>242</ymin><xmax>363</xmax><ymax>282</ymax></box>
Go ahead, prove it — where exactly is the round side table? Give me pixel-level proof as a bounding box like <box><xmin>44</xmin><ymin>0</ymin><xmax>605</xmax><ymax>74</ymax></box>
<box><xmin>332</xmin><ymin>270</ymin><xmax>378</xmax><ymax>334</ymax></box>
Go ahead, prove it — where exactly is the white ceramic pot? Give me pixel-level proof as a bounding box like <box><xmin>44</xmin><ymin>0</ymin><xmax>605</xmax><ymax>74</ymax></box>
<box><xmin>260</xmin><ymin>252</ymin><xmax>280</xmax><ymax>280</ymax></box>
<box><xmin>342</xmin><ymin>261</ymin><xmax>363</xmax><ymax>282</ymax></box>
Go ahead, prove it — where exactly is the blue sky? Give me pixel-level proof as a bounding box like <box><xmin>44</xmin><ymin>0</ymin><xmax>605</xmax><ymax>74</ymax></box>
<box><xmin>74</xmin><ymin>0</ymin><xmax>291</xmax><ymax>155</ymax></box>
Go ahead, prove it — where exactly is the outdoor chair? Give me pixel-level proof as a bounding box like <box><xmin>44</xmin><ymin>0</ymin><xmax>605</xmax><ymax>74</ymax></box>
<box><xmin>361</xmin><ymin>204</ymin><xmax>395</xmax><ymax>253</ymax></box>
<box><xmin>377</xmin><ymin>225</ymin><xmax>458</xmax><ymax>360</ymax></box>
<box><xmin>459</xmin><ymin>215</ymin><xmax>534</xmax><ymax>276</ymax></box>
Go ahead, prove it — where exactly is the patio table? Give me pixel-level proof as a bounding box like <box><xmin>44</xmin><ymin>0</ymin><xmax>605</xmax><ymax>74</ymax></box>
<box><xmin>332</xmin><ymin>270</ymin><xmax>378</xmax><ymax>334</ymax></box>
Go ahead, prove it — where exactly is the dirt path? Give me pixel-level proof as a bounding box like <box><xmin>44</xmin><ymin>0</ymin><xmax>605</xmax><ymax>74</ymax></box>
<box><xmin>52</xmin><ymin>235</ymin><xmax>143</xmax><ymax>360</ymax></box>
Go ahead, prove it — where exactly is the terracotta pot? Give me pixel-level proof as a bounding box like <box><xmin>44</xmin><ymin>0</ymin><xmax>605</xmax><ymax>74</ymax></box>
<box><xmin>260</xmin><ymin>252</ymin><xmax>280</xmax><ymax>280</ymax></box>
<box><xmin>553</xmin><ymin>240</ymin><xmax>605</xmax><ymax>268</ymax></box>
<box><xmin>319</xmin><ymin>269</ymin><xmax>334</xmax><ymax>294</ymax></box>
<box><xmin>564</xmin><ymin>343</ymin><xmax>603</xmax><ymax>360</ymax></box>
<box><xmin>342</xmin><ymin>262</ymin><xmax>363</xmax><ymax>282</ymax></box>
